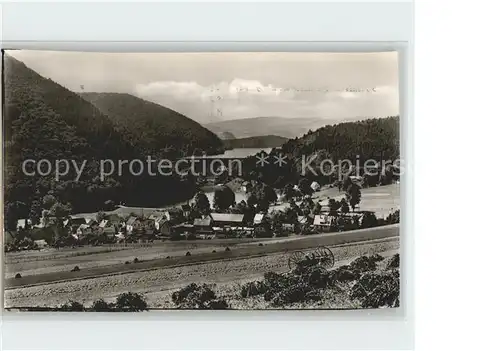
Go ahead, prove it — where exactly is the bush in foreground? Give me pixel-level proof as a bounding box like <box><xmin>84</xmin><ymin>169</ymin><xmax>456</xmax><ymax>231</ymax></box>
<box><xmin>115</xmin><ymin>292</ymin><xmax>148</xmax><ymax>312</ymax></box>
<box><xmin>172</xmin><ymin>283</ymin><xmax>229</xmax><ymax>309</ymax></box>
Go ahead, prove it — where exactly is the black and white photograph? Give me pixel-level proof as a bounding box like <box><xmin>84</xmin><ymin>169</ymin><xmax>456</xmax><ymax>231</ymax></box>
<box><xmin>3</xmin><ymin>50</ymin><xmax>401</xmax><ymax>311</ymax></box>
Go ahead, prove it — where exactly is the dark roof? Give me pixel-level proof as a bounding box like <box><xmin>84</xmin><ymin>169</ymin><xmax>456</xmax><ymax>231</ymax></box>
<box><xmin>210</xmin><ymin>213</ymin><xmax>244</xmax><ymax>223</ymax></box>
<box><xmin>181</xmin><ymin>204</ymin><xmax>191</xmax><ymax>211</ymax></box>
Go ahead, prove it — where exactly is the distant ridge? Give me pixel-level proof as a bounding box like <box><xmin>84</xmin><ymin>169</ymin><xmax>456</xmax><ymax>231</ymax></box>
<box><xmin>223</xmin><ymin>135</ymin><xmax>288</xmax><ymax>149</ymax></box>
<box><xmin>205</xmin><ymin>116</ymin><xmax>351</xmax><ymax>139</ymax></box>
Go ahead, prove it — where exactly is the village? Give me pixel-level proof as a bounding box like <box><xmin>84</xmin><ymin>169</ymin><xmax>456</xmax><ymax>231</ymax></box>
<box><xmin>5</xmin><ymin>176</ymin><xmax>400</xmax><ymax>253</ymax></box>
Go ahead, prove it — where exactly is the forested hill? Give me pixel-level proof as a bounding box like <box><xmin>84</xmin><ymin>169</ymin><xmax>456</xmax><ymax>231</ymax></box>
<box><xmin>238</xmin><ymin>116</ymin><xmax>400</xmax><ymax>187</ymax></box>
<box><xmin>223</xmin><ymin>135</ymin><xmax>288</xmax><ymax>149</ymax></box>
<box><xmin>80</xmin><ymin>92</ymin><xmax>224</xmax><ymax>156</ymax></box>
<box><xmin>281</xmin><ymin>116</ymin><xmax>400</xmax><ymax>162</ymax></box>
<box><xmin>2</xmin><ymin>55</ymin><xmax>201</xmax><ymax>228</ymax></box>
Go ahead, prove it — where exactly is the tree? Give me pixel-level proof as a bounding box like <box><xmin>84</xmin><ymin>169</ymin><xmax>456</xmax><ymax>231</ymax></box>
<box><xmin>193</xmin><ymin>191</ymin><xmax>211</xmax><ymax>215</ymax></box>
<box><xmin>90</xmin><ymin>299</ymin><xmax>113</xmax><ymax>312</ymax></box>
<box><xmin>5</xmin><ymin>201</ymin><xmax>28</xmax><ymax>231</ymax></box>
<box><xmin>59</xmin><ymin>300</ymin><xmax>85</xmax><ymax>311</ymax></box>
<box><xmin>213</xmin><ymin>186</ymin><xmax>235</xmax><ymax>211</ymax></box>
<box><xmin>115</xmin><ymin>292</ymin><xmax>148</xmax><ymax>311</ymax></box>
<box><xmin>312</xmin><ymin>202</ymin><xmax>322</xmax><ymax>215</ymax></box>
<box><xmin>346</xmin><ymin>183</ymin><xmax>361</xmax><ymax>211</ymax></box>
<box><xmin>283</xmin><ymin>183</ymin><xmax>296</xmax><ymax>201</ymax></box>
<box><xmin>328</xmin><ymin>198</ymin><xmax>341</xmax><ymax>214</ymax></box>
<box><xmin>298</xmin><ymin>178</ymin><xmax>313</xmax><ymax>196</ymax></box>
<box><xmin>340</xmin><ymin>198</ymin><xmax>350</xmax><ymax>213</ymax></box>
<box><xmin>361</xmin><ymin>211</ymin><xmax>378</xmax><ymax>228</ymax></box>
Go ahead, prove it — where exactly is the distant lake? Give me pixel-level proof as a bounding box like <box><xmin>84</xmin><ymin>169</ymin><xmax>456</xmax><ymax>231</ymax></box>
<box><xmin>204</xmin><ymin>148</ymin><xmax>272</xmax><ymax>159</ymax></box>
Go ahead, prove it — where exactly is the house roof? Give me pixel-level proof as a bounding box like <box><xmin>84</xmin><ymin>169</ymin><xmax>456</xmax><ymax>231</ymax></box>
<box><xmin>210</xmin><ymin>213</ymin><xmax>245</xmax><ymax>223</ymax></box>
<box><xmin>181</xmin><ymin>204</ymin><xmax>191</xmax><ymax>211</ymax></box>
<box><xmin>126</xmin><ymin>216</ymin><xmax>138</xmax><ymax>225</ymax></box>
<box><xmin>313</xmin><ymin>215</ymin><xmax>334</xmax><ymax>226</ymax></box>
<box><xmin>34</xmin><ymin>239</ymin><xmax>48</xmax><ymax>247</ymax></box>
<box><xmin>99</xmin><ymin>220</ymin><xmax>109</xmax><ymax>228</ymax></box>
<box><xmin>253</xmin><ymin>213</ymin><xmax>264</xmax><ymax>224</ymax></box>
<box><xmin>194</xmin><ymin>217</ymin><xmax>212</xmax><ymax>226</ymax></box>
<box><xmin>17</xmin><ymin>219</ymin><xmax>31</xmax><ymax>228</ymax></box>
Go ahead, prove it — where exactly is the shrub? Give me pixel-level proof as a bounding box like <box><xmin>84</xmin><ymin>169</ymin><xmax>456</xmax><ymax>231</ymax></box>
<box><xmin>133</xmin><ymin>257</ymin><xmax>139</xmax><ymax>263</ymax></box>
<box><xmin>331</xmin><ymin>266</ymin><xmax>360</xmax><ymax>282</ymax></box>
<box><xmin>348</xmin><ymin>254</ymin><xmax>383</xmax><ymax>272</ymax></box>
<box><xmin>59</xmin><ymin>300</ymin><xmax>85</xmax><ymax>311</ymax></box>
<box><xmin>212</xmin><ymin>250</ymin><xmax>216</xmax><ymax>253</ymax></box>
<box><xmin>350</xmin><ymin>270</ymin><xmax>400</xmax><ymax>308</ymax></box>
<box><xmin>115</xmin><ymin>292</ymin><xmax>148</xmax><ymax>311</ymax></box>
<box><xmin>71</xmin><ymin>266</ymin><xmax>80</xmax><ymax>272</ymax></box>
<box><xmin>185</xmin><ymin>251</ymin><xmax>191</xmax><ymax>256</ymax></box>
<box><xmin>240</xmin><ymin>281</ymin><xmax>267</xmax><ymax>298</ymax></box>
<box><xmin>90</xmin><ymin>299</ymin><xmax>113</xmax><ymax>312</ymax></box>
<box><xmin>225</xmin><ymin>247</ymin><xmax>231</xmax><ymax>252</ymax></box>
<box><xmin>172</xmin><ymin>283</ymin><xmax>228</xmax><ymax>309</ymax></box>
<box><xmin>125</xmin><ymin>261</ymin><xmax>130</xmax><ymax>265</ymax></box>
<box><xmin>258</xmin><ymin>243</ymin><xmax>263</xmax><ymax>247</ymax></box>
<box><xmin>15</xmin><ymin>273</ymin><xmax>22</xmax><ymax>279</ymax></box>
<box><xmin>386</xmin><ymin>254</ymin><xmax>400</xmax><ymax>269</ymax></box>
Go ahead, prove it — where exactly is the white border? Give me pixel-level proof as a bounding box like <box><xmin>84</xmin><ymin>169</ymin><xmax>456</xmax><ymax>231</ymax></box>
<box><xmin>0</xmin><ymin>1</ymin><xmax>414</xmax><ymax>350</ymax></box>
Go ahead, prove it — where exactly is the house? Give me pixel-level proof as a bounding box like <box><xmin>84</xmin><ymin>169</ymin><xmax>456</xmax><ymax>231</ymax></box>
<box><xmin>320</xmin><ymin>206</ymin><xmax>331</xmax><ymax>214</ymax></box>
<box><xmin>76</xmin><ymin>224</ymin><xmax>93</xmax><ymax>237</ymax></box>
<box><xmin>282</xmin><ymin>223</ymin><xmax>295</xmax><ymax>232</ymax></box>
<box><xmin>16</xmin><ymin>219</ymin><xmax>32</xmax><ymax>230</ymax></box>
<box><xmin>165</xmin><ymin>208</ymin><xmax>184</xmax><ymax>222</ymax></box>
<box><xmin>157</xmin><ymin>218</ymin><xmax>172</xmax><ymax>236</ymax></box>
<box><xmin>125</xmin><ymin>216</ymin><xmax>141</xmax><ymax>234</ymax></box>
<box><xmin>193</xmin><ymin>216</ymin><xmax>213</xmax><ymax>234</ymax></box>
<box><xmin>313</xmin><ymin>215</ymin><xmax>335</xmax><ymax>230</ymax></box>
<box><xmin>98</xmin><ymin>219</ymin><xmax>116</xmax><ymax>236</ymax></box>
<box><xmin>105</xmin><ymin>214</ymin><xmax>122</xmax><ymax>224</ymax></box>
<box><xmin>64</xmin><ymin>216</ymin><xmax>88</xmax><ymax>232</ymax></box>
<box><xmin>210</xmin><ymin>213</ymin><xmax>245</xmax><ymax>227</ymax></box>
<box><xmin>172</xmin><ymin>223</ymin><xmax>195</xmax><ymax>236</ymax></box>
<box><xmin>181</xmin><ymin>204</ymin><xmax>191</xmax><ymax>218</ymax></box>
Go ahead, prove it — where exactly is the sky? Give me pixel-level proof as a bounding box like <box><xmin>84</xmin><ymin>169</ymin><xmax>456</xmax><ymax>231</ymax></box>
<box><xmin>8</xmin><ymin>50</ymin><xmax>400</xmax><ymax>124</ymax></box>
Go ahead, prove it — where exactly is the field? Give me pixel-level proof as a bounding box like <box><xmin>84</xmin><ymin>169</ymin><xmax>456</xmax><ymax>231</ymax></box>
<box><xmin>5</xmin><ymin>236</ymin><xmax>399</xmax><ymax>309</ymax></box>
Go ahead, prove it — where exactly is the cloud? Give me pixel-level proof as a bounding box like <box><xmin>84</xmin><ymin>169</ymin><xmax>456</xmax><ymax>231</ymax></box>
<box><xmin>134</xmin><ymin>79</ymin><xmax>399</xmax><ymax>123</ymax></box>
<box><xmin>9</xmin><ymin>50</ymin><xmax>400</xmax><ymax>123</ymax></box>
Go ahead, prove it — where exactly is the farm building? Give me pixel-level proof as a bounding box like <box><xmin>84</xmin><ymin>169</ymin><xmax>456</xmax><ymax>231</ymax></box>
<box><xmin>210</xmin><ymin>213</ymin><xmax>245</xmax><ymax>227</ymax></box>
<box><xmin>313</xmin><ymin>215</ymin><xmax>335</xmax><ymax>230</ymax></box>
